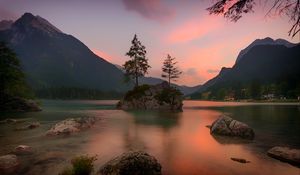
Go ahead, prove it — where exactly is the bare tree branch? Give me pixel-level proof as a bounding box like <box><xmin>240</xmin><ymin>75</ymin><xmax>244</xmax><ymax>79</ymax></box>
<box><xmin>207</xmin><ymin>0</ymin><xmax>300</xmax><ymax>38</ymax></box>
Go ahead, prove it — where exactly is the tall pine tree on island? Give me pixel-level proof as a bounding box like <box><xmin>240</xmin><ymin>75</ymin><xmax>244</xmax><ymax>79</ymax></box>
<box><xmin>123</xmin><ymin>34</ymin><xmax>150</xmax><ymax>87</ymax></box>
<box><xmin>161</xmin><ymin>54</ymin><xmax>182</xmax><ymax>86</ymax></box>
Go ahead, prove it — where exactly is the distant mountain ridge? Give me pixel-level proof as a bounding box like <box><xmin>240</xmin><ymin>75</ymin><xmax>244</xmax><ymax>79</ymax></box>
<box><xmin>191</xmin><ymin>38</ymin><xmax>300</xmax><ymax>99</ymax></box>
<box><xmin>0</xmin><ymin>12</ymin><xmax>200</xmax><ymax>97</ymax></box>
<box><xmin>0</xmin><ymin>13</ymin><xmax>130</xmax><ymax>93</ymax></box>
<box><xmin>236</xmin><ymin>37</ymin><xmax>297</xmax><ymax>63</ymax></box>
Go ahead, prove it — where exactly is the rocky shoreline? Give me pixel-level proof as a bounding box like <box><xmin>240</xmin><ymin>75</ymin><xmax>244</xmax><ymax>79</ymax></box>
<box><xmin>0</xmin><ymin>94</ymin><xmax>41</xmax><ymax>112</ymax></box>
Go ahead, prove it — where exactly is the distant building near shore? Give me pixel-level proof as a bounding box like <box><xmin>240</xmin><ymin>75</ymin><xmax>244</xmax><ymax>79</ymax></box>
<box><xmin>262</xmin><ymin>94</ymin><xmax>275</xmax><ymax>100</ymax></box>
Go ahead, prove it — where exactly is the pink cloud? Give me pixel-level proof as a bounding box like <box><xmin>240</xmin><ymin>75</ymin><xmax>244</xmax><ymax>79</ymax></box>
<box><xmin>166</xmin><ymin>16</ymin><xmax>222</xmax><ymax>44</ymax></box>
<box><xmin>122</xmin><ymin>0</ymin><xmax>175</xmax><ymax>23</ymax></box>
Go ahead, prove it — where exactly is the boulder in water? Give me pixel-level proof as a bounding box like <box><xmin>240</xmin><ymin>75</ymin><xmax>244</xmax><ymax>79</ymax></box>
<box><xmin>0</xmin><ymin>154</ymin><xmax>19</xmax><ymax>174</ymax></box>
<box><xmin>46</xmin><ymin>117</ymin><xmax>98</xmax><ymax>136</ymax></box>
<box><xmin>14</xmin><ymin>145</ymin><xmax>33</xmax><ymax>155</ymax></box>
<box><xmin>230</xmin><ymin>157</ymin><xmax>250</xmax><ymax>163</ymax></box>
<box><xmin>98</xmin><ymin>151</ymin><xmax>162</xmax><ymax>175</ymax></box>
<box><xmin>267</xmin><ymin>146</ymin><xmax>300</xmax><ymax>167</ymax></box>
<box><xmin>15</xmin><ymin>122</ymin><xmax>40</xmax><ymax>130</ymax></box>
<box><xmin>210</xmin><ymin>115</ymin><xmax>254</xmax><ymax>139</ymax></box>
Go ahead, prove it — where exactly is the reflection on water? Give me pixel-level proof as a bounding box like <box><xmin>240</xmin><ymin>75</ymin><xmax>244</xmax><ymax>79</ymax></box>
<box><xmin>0</xmin><ymin>100</ymin><xmax>299</xmax><ymax>175</ymax></box>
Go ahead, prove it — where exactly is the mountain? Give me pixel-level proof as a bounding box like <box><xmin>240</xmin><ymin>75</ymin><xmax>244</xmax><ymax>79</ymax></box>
<box><xmin>191</xmin><ymin>38</ymin><xmax>300</xmax><ymax>99</ymax></box>
<box><xmin>0</xmin><ymin>20</ymin><xmax>13</xmax><ymax>31</ymax></box>
<box><xmin>0</xmin><ymin>13</ymin><xmax>130</xmax><ymax>93</ymax></box>
<box><xmin>235</xmin><ymin>37</ymin><xmax>297</xmax><ymax>63</ymax></box>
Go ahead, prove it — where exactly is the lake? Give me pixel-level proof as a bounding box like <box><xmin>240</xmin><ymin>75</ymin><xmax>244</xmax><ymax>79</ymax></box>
<box><xmin>0</xmin><ymin>100</ymin><xmax>300</xmax><ymax>175</ymax></box>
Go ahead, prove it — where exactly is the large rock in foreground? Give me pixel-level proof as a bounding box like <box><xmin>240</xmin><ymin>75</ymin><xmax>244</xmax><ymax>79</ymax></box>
<box><xmin>210</xmin><ymin>115</ymin><xmax>254</xmax><ymax>139</ymax></box>
<box><xmin>267</xmin><ymin>147</ymin><xmax>300</xmax><ymax>167</ymax></box>
<box><xmin>46</xmin><ymin>117</ymin><xmax>98</xmax><ymax>136</ymax></box>
<box><xmin>0</xmin><ymin>154</ymin><xmax>19</xmax><ymax>174</ymax></box>
<box><xmin>117</xmin><ymin>82</ymin><xmax>183</xmax><ymax>111</ymax></box>
<box><xmin>98</xmin><ymin>151</ymin><xmax>162</xmax><ymax>175</ymax></box>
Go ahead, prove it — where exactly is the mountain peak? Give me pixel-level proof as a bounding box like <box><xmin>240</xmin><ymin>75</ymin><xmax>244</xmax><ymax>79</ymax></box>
<box><xmin>235</xmin><ymin>37</ymin><xmax>296</xmax><ymax>64</ymax></box>
<box><xmin>13</xmin><ymin>12</ymin><xmax>62</xmax><ymax>34</ymax></box>
<box><xmin>21</xmin><ymin>12</ymin><xmax>35</xmax><ymax>20</ymax></box>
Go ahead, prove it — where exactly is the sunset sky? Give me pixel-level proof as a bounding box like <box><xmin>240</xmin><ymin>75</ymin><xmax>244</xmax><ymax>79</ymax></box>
<box><xmin>0</xmin><ymin>0</ymin><xmax>298</xmax><ymax>86</ymax></box>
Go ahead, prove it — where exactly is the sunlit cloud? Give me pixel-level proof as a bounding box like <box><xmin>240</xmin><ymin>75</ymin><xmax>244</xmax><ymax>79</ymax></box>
<box><xmin>166</xmin><ymin>16</ymin><xmax>222</xmax><ymax>44</ymax></box>
<box><xmin>122</xmin><ymin>0</ymin><xmax>175</xmax><ymax>23</ymax></box>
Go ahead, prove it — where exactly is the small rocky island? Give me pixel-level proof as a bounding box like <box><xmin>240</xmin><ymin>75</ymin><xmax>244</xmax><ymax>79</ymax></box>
<box><xmin>117</xmin><ymin>82</ymin><xmax>183</xmax><ymax>111</ymax></box>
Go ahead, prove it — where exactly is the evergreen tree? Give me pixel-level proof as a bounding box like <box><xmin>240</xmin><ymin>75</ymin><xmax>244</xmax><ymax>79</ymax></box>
<box><xmin>161</xmin><ymin>54</ymin><xmax>182</xmax><ymax>86</ymax></box>
<box><xmin>123</xmin><ymin>34</ymin><xmax>150</xmax><ymax>87</ymax></box>
<box><xmin>0</xmin><ymin>42</ymin><xmax>32</xmax><ymax>99</ymax></box>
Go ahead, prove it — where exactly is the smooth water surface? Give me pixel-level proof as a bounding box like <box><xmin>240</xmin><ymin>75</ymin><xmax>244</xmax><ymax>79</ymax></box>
<box><xmin>0</xmin><ymin>100</ymin><xmax>299</xmax><ymax>175</ymax></box>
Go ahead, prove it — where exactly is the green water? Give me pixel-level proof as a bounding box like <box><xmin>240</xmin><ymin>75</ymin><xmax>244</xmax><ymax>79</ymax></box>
<box><xmin>0</xmin><ymin>100</ymin><xmax>299</xmax><ymax>175</ymax></box>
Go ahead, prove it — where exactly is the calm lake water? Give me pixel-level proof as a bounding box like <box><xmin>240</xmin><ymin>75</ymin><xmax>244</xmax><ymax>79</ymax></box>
<box><xmin>0</xmin><ymin>100</ymin><xmax>300</xmax><ymax>175</ymax></box>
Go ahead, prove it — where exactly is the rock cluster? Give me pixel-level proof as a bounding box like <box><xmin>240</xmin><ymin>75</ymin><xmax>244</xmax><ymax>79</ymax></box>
<box><xmin>210</xmin><ymin>115</ymin><xmax>255</xmax><ymax>139</ymax></box>
<box><xmin>46</xmin><ymin>116</ymin><xmax>98</xmax><ymax>136</ymax></box>
<box><xmin>267</xmin><ymin>146</ymin><xmax>300</xmax><ymax>167</ymax></box>
<box><xmin>98</xmin><ymin>151</ymin><xmax>162</xmax><ymax>175</ymax></box>
<box><xmin>117</xmin><ymin>82</ymin><xmax>183</xmax><ymax>111</ymax></box>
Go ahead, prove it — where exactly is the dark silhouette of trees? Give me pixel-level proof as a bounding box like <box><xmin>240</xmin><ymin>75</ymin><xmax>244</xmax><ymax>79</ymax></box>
<box><xmin>207</xmin><ymin>0</ymin><xmax>300</xmax><ymax>37</ymax></box>
<box><xmin>0</xmin><ymin>42</ymin><xmax>32</xmax><ymax>99</ymax></box>
<box><xmin>161</xmin><ymin>54</ymin><xmax>182</xmax><ymax>86</ymax></box>
<box><xmin>123</xmin><ymin>34</ymin><xmax>150</xmax><ymax>87</ymax></box>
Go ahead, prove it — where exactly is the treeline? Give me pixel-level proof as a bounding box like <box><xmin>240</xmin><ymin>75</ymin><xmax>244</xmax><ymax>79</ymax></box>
<box><xmin>191</xmin><ymin>80</ymin><xmax>300</xmax><ymax>100</ymax></box>
<box><xmin>35</xmin><ymin>87</ymin><xmax>124</xmax><ymax>100</ymax></box>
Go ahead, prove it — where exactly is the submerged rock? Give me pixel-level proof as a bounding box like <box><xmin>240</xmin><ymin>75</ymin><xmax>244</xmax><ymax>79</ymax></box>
<box><xmin>15</xmin><ymin>122</ymin><xmax>40</xmax><ymax>130</ymax></box>
<box><xmin>231</xmin><ymin>157</ymin><xmax>250</xmax><ymax>163</ymax></box>
<box><xmin>210</xmin><ymin>115</ymin><xmax>254</xmax><ymax>139</ymax></box>
<box><xmin>98</xmin><ymin>151</ymin><xmax>162</xmax><ymax>175</ymax></box>
<box><xmin>0</xmin><ymin>154</ymin><xmax>19</xmax><ymax>174</ymax></box>
<box><xmin>0</xmin><ymin>118</ymin><xmax>29</xmax><ymax>124</ymax></box>
<box><xmin>267</xmin><ymin>146</ymin><xmax>300</xmax><ymax>167</ymax></box>
<box><xmin>46</xmin><ymin>116</ymin><xmax>98</xmax><ymax>136</ymax></box>
<box><xmin>14</xmin><ymin>145</ymin><xmax>33</xmax><ymax>155</ymax></box>
<box><xmin>0</xmin><ymin>119</ymin><xmax>17</xmax><ymax>124</ymax></box>
<box><xmin>117</xmin><ymin>82</ymin><xmax>183</xmax><ymax>111</ymax></box>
